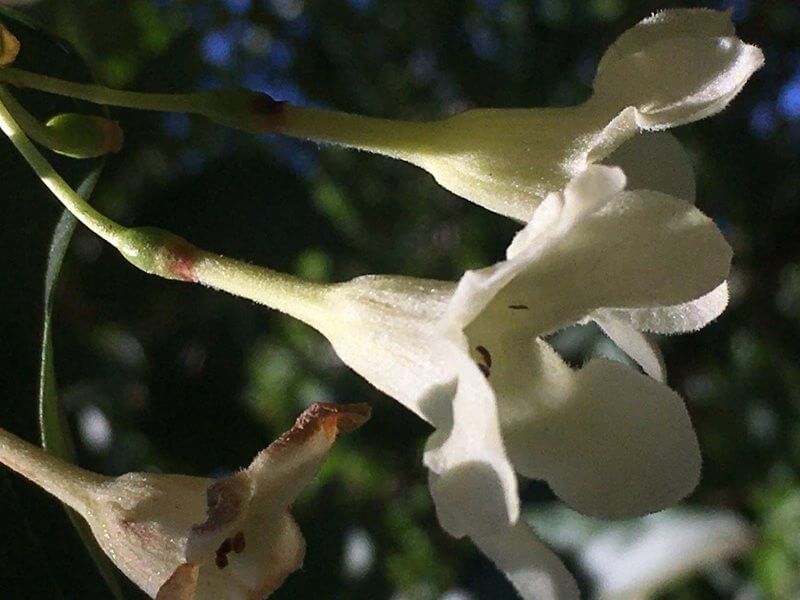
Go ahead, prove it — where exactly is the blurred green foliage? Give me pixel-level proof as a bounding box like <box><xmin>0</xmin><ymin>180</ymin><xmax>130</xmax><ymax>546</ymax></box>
<box><xmin>1</xmin><ymin>0</ymin><xmax>799</xmax><ymax>598</ymax></box>
<box><xmin>755</xmin><ymin>484</ymin><xmax>800</xmax><ymax>598</ymax></box>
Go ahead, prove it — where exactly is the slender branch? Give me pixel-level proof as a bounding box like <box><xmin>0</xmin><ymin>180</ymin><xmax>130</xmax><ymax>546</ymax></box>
<box><xmin>0</xmin><ymin>88</ymin><xmax>124</xmax><ymax>243</ymax></box>
<box><xmin>0</xmin><ymin>85</ymin><xmax>61</xmax><ymax>149</ymax></box>
<box><xmin>0</xmin><ymin>66</ymin><xmax>281</xmax><ymax>133</ymax></box>
<box><xmin>0</xmin><ymin>67</ymin><xmax>436</xmax><ymax>158</ymax></box>
<box><xmin>191</xmin><ymin>252</ymin><xmax>330</xmax><ymax>327</ymax></box>
<box><xmin>0</xmin><ymin>91</ymin><xmax>331</xmax><ymax>328</ymax></box>
<box><xmin>0</xmin><ymin>66</ymin><xmax>201</xmax><ymax>113</ymax></box>
<box><xmin>0</xmin><ymin>426</ymin><xmax>107</xmax><ymax>515</ymax></box>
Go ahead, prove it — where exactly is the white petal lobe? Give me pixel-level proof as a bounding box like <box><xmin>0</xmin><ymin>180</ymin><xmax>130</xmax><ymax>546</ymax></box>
<box><xmin>424</xmin><ymin>342</ymin><xmax>519</xmax><ymax>538</ymax></box>
<box><xmin>503</xmin><ymin>354</ymin><xmax>701</xmax><ymax>519</ymax></box>
<box><xmin>471</xmin><ymin>521</ymin><xmax>580</xmax><ymax>600</ymax></box>
<box><xmin>601</xmin><ymin>282</ymin><xmax>729</xmax><ymax>334</ymax></box>
<box><xmin>594</xmin><ymin>9</ymin><xmax>764</xmax><ymax>130</ymax></box>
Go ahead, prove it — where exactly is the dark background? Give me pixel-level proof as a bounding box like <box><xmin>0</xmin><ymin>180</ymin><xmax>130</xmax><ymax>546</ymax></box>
<box><xmin>1</xmin><ymin>0</ymin><xmax>798</xmax><ymax>598</ymax></box>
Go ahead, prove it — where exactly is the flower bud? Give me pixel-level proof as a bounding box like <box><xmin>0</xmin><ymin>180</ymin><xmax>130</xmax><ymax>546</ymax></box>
<box><xmin>45</xmin><ymin>113</ymin><xmax>124</xmax><ymax>158</ymax></box>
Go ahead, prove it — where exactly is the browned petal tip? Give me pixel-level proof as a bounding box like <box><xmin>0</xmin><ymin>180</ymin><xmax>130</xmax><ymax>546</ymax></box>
<box><xmin>0</xmin><ymin>25</ymin><xmax>20</xmax><ymax>67</ymax></box>
<box><xmin>301</xmin><ymin>402</ymin><xmax>371</xmax><ymax>438</ymax></box>
<box><xmin>328</xmin><ymin>402</ymin><xmax>372</xmax><ymax>433</ymax></box>
<box><xmin>275</xmin><ymin>402</ymin><xmax>371</xmax><ymax>448</ymax></box>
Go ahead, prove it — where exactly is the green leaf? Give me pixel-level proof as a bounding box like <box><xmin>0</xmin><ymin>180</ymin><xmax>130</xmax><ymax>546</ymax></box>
<box><xmin>38</xmin><ymin>171</ymin><xmax>130</xmax><ymax>600</ymax></box>
<box><xmin>39</xmin><ymin>209</ymin><xmax>78</xmax><ymax>459</ymax></box>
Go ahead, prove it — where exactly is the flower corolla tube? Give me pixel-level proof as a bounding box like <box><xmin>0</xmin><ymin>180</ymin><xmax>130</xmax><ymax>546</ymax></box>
<box><xmin>0</xmin><ymin>402</ymin><xmax>370</xmax><ymax>599</ymax></box>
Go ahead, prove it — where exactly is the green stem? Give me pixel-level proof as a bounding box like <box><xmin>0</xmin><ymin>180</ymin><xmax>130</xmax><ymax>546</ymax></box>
<box><xmin>0</xmin><ymin>85</ymin><xmax>61</xmax><ymax>150</ymax></box>
<box><xmin>0</xmin><ymin>426</ymin><xmax>107</xmax><ymax>516</ymax></box>
<box><xmin>0</xmin><ymin>92</ymin><xmax>331</xmax><ymax>328</ymax></box>
<box><xmin>0</xmin><ymin>89</ymin><xmax>123</xmax><ymax>243</ymax></box>
<box><xmin>0</xmin><ymin>66</ymin><xmax>277</xmax><ymax>133</ymax></box>
<box><xmin>0</xmin><ymin>66</ymin><xmax>200</xmax><ymax>113</ymax></box>
<box><xmin>0</xmin><ymin>67</ymin><xmax>436</xmax><ymax>157</ymax></box>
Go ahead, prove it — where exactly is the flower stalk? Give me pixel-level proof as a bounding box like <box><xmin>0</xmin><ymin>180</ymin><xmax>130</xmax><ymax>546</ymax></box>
<box><xmin>0</xmin><ymin>66</ymin><xmax>284</xmax><ymax>133</ymax></box>
<box><xmin>0</xmin><ymin>425</ymin><xmax>107</xmax><ymax>516</ymax></box>
<box><xmin>0</xmin><ymin>94</ymin><xmax>330</xmax><ymax>328</ymax></box>
<box><xmin>0</xmin><ymin>93</ymin><xmax>123</xmax><ymax>243</ymax></box>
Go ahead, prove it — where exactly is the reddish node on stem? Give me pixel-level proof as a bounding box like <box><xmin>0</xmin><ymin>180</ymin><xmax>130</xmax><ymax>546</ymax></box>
<box><xmin>251</xmin><ymin>92</ymin><xmax>286</xmax><ymax>131</ymax></box>
<box><xmin>166</xmin><ymin>238</ymin><xmax>200</xmax><ymax>282</ymax></box>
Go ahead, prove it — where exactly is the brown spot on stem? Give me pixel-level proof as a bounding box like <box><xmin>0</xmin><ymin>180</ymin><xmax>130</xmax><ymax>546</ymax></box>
<box><xmin>508</xmin><ymin>304</ymin><xmax>529</xmax><ymax>310</ymax></box>
<box><xmin>477</xmin><ymin>363</ymin><xmax>491</xmax><ymax>378</ymax></box>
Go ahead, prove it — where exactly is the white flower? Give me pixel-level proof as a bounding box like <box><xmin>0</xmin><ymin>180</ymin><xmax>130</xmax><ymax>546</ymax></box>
<box><xmin>599</xmin><ymin>131</ymin><xmax>728</xmax><ymax>381</ymax></box>
<box><xmin>276</xmin><ymin>165</ymin><xmax>726</xmax><ymax>598</ymax></box>
<box><xmin>0</xmin><ymin>18</ymin><xmax>742</xmax><ymax>596</ymax></box>
<box><xmin>0</xmin><ymin>402</ymin><xmax>370</xmax><ymax>599</ymax></box>
<box><xmin>275</xmin><ymin>9</ymin><xmax>762</xmax><ymax>221</ymax></box>
<box><xmin>587</xmin><ymin>508</ymin><xmax>755</xmax><ymax>600</ymax></box>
